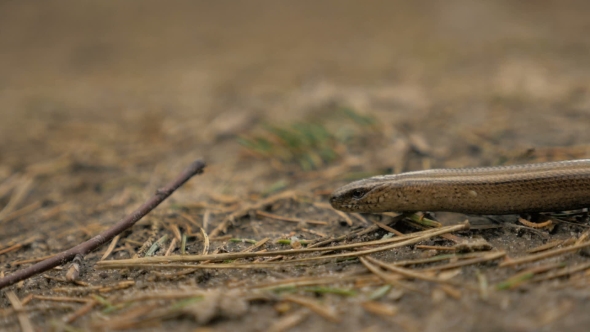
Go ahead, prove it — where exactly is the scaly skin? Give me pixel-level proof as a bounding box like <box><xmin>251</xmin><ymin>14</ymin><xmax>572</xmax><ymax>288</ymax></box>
<box><xmin>330</xmin><ymin>160</ymin><xmax>590</xmax><ymax>215</ymax></box>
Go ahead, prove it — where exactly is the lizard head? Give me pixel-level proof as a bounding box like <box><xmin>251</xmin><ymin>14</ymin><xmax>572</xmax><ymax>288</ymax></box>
<box><xmin>329</xmin><ymin>177</ymin><xmax>389</xmax><ymax>212</ymax></box>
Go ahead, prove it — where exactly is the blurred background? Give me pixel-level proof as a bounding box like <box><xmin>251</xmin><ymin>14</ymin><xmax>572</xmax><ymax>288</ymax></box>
<box><xmin>2</xmin><ymin>0</ymin><xmax>590</xmax><ymax>173</ymax></box>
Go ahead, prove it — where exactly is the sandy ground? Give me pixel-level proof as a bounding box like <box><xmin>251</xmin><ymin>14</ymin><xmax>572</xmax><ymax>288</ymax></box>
<box><xmin>1</xmin><ymin>1</ymin><xmax>590</xmax><ymax>331</ymax></box>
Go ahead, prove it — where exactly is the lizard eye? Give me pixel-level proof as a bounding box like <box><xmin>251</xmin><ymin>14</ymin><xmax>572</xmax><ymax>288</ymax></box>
<box><xmin>351</xmin><ymin>189</ymin><xmax>367</xmax><ymax>200</ymax></box>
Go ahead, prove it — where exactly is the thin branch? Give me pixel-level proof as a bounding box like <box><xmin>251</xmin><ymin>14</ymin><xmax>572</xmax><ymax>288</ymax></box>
<box><xmin>0</xmin><ymin>159</ymin><xmax>206</xmax><ymax>289</ymax></box>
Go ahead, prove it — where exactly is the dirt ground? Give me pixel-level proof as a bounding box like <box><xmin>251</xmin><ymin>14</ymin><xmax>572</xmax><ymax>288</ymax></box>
<box><xmin>2</xmin><ymin>1</ymin><xmax>590</xmax><ymax>331</ymax></box>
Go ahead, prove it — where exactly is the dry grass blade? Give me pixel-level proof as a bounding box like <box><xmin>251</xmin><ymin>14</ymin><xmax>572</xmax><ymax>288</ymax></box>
<box><xmin>199</xmin><ymin>225</ymin><xmax>210</xmax><ymax>255</ymax></box>
<box><xmin>308</xmin><ymin>213</ymin><xmax>405</xmax><ymax>248</ymax></box>
<box><xmin>99</xmin><ymin>224</ymin><xmax>470</xmax><ymax>271</ymax></box>
<box><xmin>476</xmin><ymin>270</ymin><xmax>489</xmax><ymax>300</ymax></box>
<box><xmin>302</xmin><ymin>222</ymin><xmax>467</xmax><ymax>263</ymax></box>
<box><xmin>179</xmin><ymin>213</ymin><xmax>210</xmax><ymax>255</ymax></box>
<box><xmin>364</xmin><ymin>256</ymin><xmax>458</xmax><ymax>285</ymax></box>
<box><xmin>100</xmin><ymin>235</ymin><xmax>121</xmax><ymax>261</ymax></box>
<box><xmin>406</xmin><ymin>213</ymin><xmax>442</xmax><ymax>228</ymax></box>
<box><xmin>6</xmin><ymin>291</ymin><xmax>34</xmax><ymax>332</ymax></box>
<box><xmin>537</xmin><ymin>300</ymin><xmax>575</xmax><ymax>327</ymax></box>
<box><xmin>118</xmin><ymin>290</ymin><xmax>206</xmax><ymax>303</ymax></box>
<box><xmin>308</xmin><ymin>225</ymin><xmax>379</xmax><ymax>248</ymax></box>
<box><xmin>390</xmin><ymin>252</ymin><xmax>491</xmax><ymax>267</ymax></box>
<box><xmin>19</xmin><ymin>294</ymin><xmax>33</xmax><ymax>306</ymax></box>
<box><xmin>99</xmin><ymin>303</ymin><xmax>162</xmax><ymax>330</ymax></box>
<box><xmin>242</xmin><ymin>238</ymin><xmax>269</xmax><ymax>253</ymax></box>
<box><xmin>170</xmin><ymin>223</ymin><xmax>182</xmax><ymax>240</ymax></box>
<box><xmin>24</xmin><ymin>154</ymin><xmax>72</xmax><ymax>177</ymax></box>
<box><xmin>438</xmin><ymin>284</ymin><xmax>462</xmax><ymax>299</ymax></box>
<box><xmin>52</xmin><ymin>281</ymin><xmax>135</xmax><ymax>294</ymax></box>
<box><xmin>527</xmin><ymin>239</ymin><xmax>565</xmax><ymax>254</ymax></box>
<box><xmin>33</xmin><ymin>295</ymin><xmax>92</xmax><ymax>303</ymax></box>
<box><xmin>282</xmin><ymin>294</ymin><xmax>340</xmax><ymax>322</ymax></box>
<box><xmin>360</xmin><ymin>257</ymin><xmax>423</xmax><ymax>293</ymax></box>
<box><xmin>500</xmin><ymin>240</ymin><xmax>590</xmax><ymax>267</ymax></box>
<box><xmin>496</xmin><ymin>262</ymin><xmax>566</xmax><ymax>290</ymax></box>
<box><xmin>349</xmin><ymin>212</ymin><xmax>371</xmax><ymax>226</ymax></box>
<box><xmin>249</xmin><ymin>273</ymin><xmax>378</xmax><ymax>291</ymax></box>
<box><xmin>575</xmin><ymin>231</ymin><xmax>590</xmax><ymax>245</ymax></box>
<box><xmin>332</xmin><ymin>209</ymin><xmax>353</xmax><ymax>226</ymax></box>
<box><xmin>400</xmin><ymin>214</ymin><xmax>462</xmax><ymax>244</ymax></box>
<box><xmin>299</xmin><ymin>228</ymin><xmax>327</xmax><ymax>238</ymax></box>
<box><xmin>415</xmin><ymin>245</ymin><xmax>455</xmax><ymax>251</ymax></box>
<box><xmin>531</xmin><ymin>261</ymin><xmax>590</xmax><ymax>283</ymax></box>
<box><xmin>165</xmin><ymin>238</ymin><xmax>178</xmax><ymax>256</ymax></box>
<box><xmin>12</xmin><ymin>254</ymin><xmax>57</xmax><ymax>266</ymax></box>
<box><xmin>0</xmin><ymin>176</ymin><xmax>34</xmax><ymax>223</ymax></box>
<box><xmin>202</xmin><ymin>209</ymin><xmax>211</xmax><ymax>233</ymax></box>
<box><xmin>369</xmin><ymin>219</ymin><xmax>403</xmax><ymax>236</ymax></box>
<box><xmin>267</xmin><ymin>308</ymin><xmax>309</xmax><ymax>332</ymax></box>
<box><xmin>0</xmin><ymin>201</ymin><xmax>42</xmax><ymax>224</ymax></box>
<box><xmin>136</xmin><ymin>219</ymin><xmax>160</xmax><ymax>258</ymax></box>
<box><xmin>361</xmin><ymin>301</ymin><xmax>399</xmax><ymax>317</ymax></box>
<box><xmin>97</xmin><ymin>222</ymin><xmax>470</xmax><ymax>267</ymax></box>
<box><xmin>256</xmin><ymin>210</ymin><xmax>328</xmax><ymax>225</ymax></box>
<box><xmin>0</xmin><ymin>235</ymin><xmax>41</xmax><ymax>256</ymax></box>
<box><xmin>97</xmin><ymin>261</ymin><xmax>303</xmax><ymax>270</ymax></box>
<box><xmin>421</xmin><ymin>251</ymin><xmax>506</xmax><ymax>272</ymax></box>
<box><xmin>63</xmin><ymin>300</ymin><xmax>98</xmax><ymax>324</ymax></box>
<box><xmin>209</xmin><ymin>190</ymin><xmax>302</xmax><ymax>237</ymax></box>
<box><xmin>0</xmin><ymin>173</ymin><xmax>19</xmax><ymax>199</ymax></box>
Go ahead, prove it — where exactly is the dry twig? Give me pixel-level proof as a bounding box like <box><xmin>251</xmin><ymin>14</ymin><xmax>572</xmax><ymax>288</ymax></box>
<box><xmin>0</xmin><ymin>159</ymin><xmax>206</xmax><ymax>289</ymax></box>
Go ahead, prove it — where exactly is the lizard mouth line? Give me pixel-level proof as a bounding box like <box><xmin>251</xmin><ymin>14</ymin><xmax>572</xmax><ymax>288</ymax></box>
<box><xmin>332</xmin><ymin>201</ymin><xmax>376</xmax><ymax>211</ymax></box>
